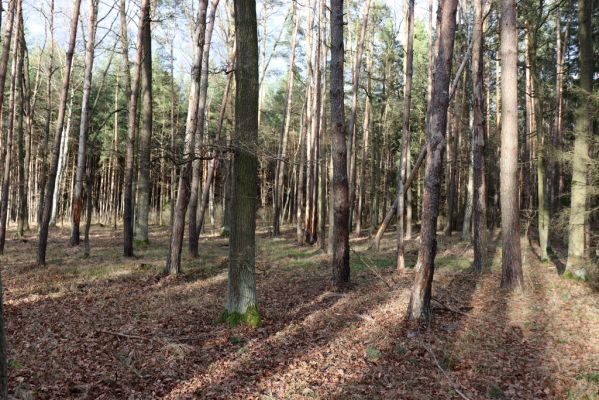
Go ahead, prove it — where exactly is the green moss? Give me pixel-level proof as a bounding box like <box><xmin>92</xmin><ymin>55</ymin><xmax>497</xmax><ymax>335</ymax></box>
<box><xmin>218</xmin><ymin>305</ymin><xmax>262</xmax><ymax>328</ymax></box>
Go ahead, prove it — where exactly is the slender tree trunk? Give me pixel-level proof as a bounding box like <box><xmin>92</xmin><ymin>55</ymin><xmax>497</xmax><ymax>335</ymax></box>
<box><xmin>15</xmin><ymin>11</ymin><xmax>25</xmax><ymax>238</ymax></box>
<box><xmin>396</xmin><ymin>0</ymin><xmax>415</xmax><ymax>271</ymax></box>
<box><xmin>499</xmin><ymin>0</ymin><xmax>523</xmax><ymax>289</ymax></box>
<box><xmin>70</xmin><ymin>0</ymin><xmax>97</xmax><ymax>246</ymax></box>
<box><xmin>165</xmin><ymin>0</ymin><xmax>208</xmax><ymax>274</ymax></box>
<box><xmin>0</xmin><ymin>1</ymin><xmax>19</xmax><ymax>254</ymax></box>
<box><xmin>123</xmin><ymin>0</ymin><xmax>148</xmax><ymax>257</ymax></box>
<box><xmin>38</xmin><ymin>0</ymin><xmax>54</xmax><ymax>228</ymax></box>
<box><xmin>197</xmin><ymin>41</ymin><xmax>234</xmax><ymax>235</ymax></box>
<box><xmin>471</xmin><ymin>0</ymin><xmax>487</xmax><ymax>271</ymax></box>
<box><xmin>356</xmin><ymin>37</ymin><xmax>372</xmax><ymax>236</ymax></box>
<box><xmin>134</xmin><ymin>0</ymin><xmax>153</xmax><ymax>244</ymax></box>
<box><xmin>37</xmin><ymin>0</ymin><xmax>81</xmax><ymax>265</ymax></box>
<box><xmin>330</xmin><ymin>0</ymin><xmax>350</xmax><ymax>286</ymax></box>
<box><xmin>347</xmin><ymin>0</ymin><xmax>373</xmax><ymax>230</ymax></box>
<box><xmin>273</xmin><ymin>1</ymin><xmax>299</xmax><ymax>236</ymax></box>
<box><xmin>407</xmin><ymin>0</ymin><xmax>458</xmax><ymax>321</ymax></box>
<box><xmin>566</xmin><ymin>0</ymin><xmax>592</xmax><ymax>275</ymax></box>
<box><xmin>461</xmin><ymin>131</ymin><xmax>473</xmax><ymax>241</ymax></box>
<box><xmin>226</xmin><ymin>0</ymin><xmax>259</xmax><ymax>318</ymax></box>
<box><xmin>189</xmin><ymin>0</ymin><xmax>219</xmax><ymax>256</ymax></box>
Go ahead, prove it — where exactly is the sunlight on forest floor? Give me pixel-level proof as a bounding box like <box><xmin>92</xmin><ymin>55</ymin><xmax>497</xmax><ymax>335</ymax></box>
<box><xmin>2</xmin><ymin>225</ymin><xmax>598</xmax><ymax>399</ymax></box>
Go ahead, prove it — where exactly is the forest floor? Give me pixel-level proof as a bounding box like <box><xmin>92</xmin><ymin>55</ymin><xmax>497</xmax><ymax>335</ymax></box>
<box><xmin>2</xmin><ymin>223</ymin><xmax>598</xmax><ymax>399</ymax></box>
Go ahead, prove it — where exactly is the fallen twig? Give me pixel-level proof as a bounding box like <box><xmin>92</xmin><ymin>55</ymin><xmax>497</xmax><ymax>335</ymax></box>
<box><xmin>424</xmin><ymin>343</ymin><xmax>471</xmax><ymax>400</ymax></box>
<box><xmin>431</xmin><ymin>297</ymin><xmax>469</xmax><ymax>316</ymax></box>
<box><xmin>98</xmin><ymin>330</ymin><xmax>150</xmax><ymax>340</ymax></box>
<box><xmin>351</xmin><ymin>249</ymin><xmax>394</xmax><ymax>290</ymax></box>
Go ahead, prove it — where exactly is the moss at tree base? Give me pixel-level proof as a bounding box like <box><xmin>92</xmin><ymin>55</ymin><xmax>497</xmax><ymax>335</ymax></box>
<box><xmin>218</xmin><ymin>304</ymin><xmax>261</xmax><ymax>328</ymax></box>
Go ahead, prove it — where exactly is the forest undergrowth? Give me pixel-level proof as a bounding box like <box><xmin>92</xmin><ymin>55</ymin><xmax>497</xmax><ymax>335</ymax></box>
<box><xmin>2</xmin><ymin>225</ymin><xmax>598</xmax><ymax>399</ymax></box>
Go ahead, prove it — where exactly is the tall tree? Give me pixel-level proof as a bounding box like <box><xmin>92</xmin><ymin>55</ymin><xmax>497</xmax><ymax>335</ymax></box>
<box><xmin>165</xmin><ymin>0</ymin><xmax>208</xmax><ymax>274</ymax></box>
<box><xmin>407</xmin><ymin>0</ymin><xmax>458</xmax><ymax>321</ymax></box>
<box><xmin>123</xmin><ymin>0</ymin><xmax>149</xmax><ymax>257</ymax></box>
<box><xmin>566</xmin><ymin>0</ymin><xmax>593</xmax><ymax>275</ymax></box>
<box><xmin>397</xmin><ymin>0</ymin><xmax>415</xmax><ymax>271</ymax></box>
<box><xmin>37</xmin><ymin>0</ymin><xmax>81</xmax><ymax>265</ymax></box>
<box><xmin>273</xmin><ymin>0</ymin><xmax>299</xmax><ymax>236</ymax></box>
<box><xmin>189</xmin><ymin>0</ymin><xmax>219</xmax><ymax>257</ymax></box>
<box><xmin>471</xmin><ymin>0</ymin><xmax>487</xmax><ymax>271</ymax></box>
<box><xmin>0</xmin><ymin>0</ymin><xmax>19</xmax><ymax>254</ymax></box>
<box><xmin>225</xmin><ymin>0</ymin><xmax>260</xmax><ymax>321</ymax></box>
<box><xmin>330</xmin><ymin>0</ymin><xmax>350</xmax><ymax>287</ymax></box>
<box><xmin>70</xmin><ymin>0</ymin><xmax>98</xmax><ymax>246</ymax></box>
<box><xmin>0</xmin><ymin>3</ymin><xmax>17</xmax><ymax>393</ymax></box>
<box><xmin>134</xmin><ymin>0</ymin><xmax>153</xmax><ymax>244</ymax></box>
<box><xmin>499</xmin><ymin>0</ymin><xmax>523</xmax><ymax>289</ymax></box>
<box><xmin>347</xmin><ymin>0</ymin><xmax>372</xmax><ymax>230</ymax></box>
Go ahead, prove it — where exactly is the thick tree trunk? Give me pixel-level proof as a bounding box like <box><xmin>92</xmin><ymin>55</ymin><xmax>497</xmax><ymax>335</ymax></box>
<box><xmin>226</xmin><ymin>0</ymin><xmax>259</xmax><ymax>318</ymax></box>
<box><xmin>566</xmin><ymin>0</ymin><xmax>592</xmax><ymax>275</ymax></box>
<box><xmin>123</xmin><ymin>0</ymin><xmax>148</xmax><ymax>257</ymax></box>
<box><xmin>37</xmin><ymin>0</ymin><xmax>81</xmax><ymax>265</ymax></box>
<box><xmin>330</xmin><ymin>0</ymin><xmax>350</xmax><ymax>286</ymax></box>
<box><xmin>134</xmin><ymin>0</ymin><xmax>153</xmax><ymax>244</ymax></box>
<box><xmin>407</xmin><ymin>0</ymin><xmax>458</xmax><ymax>321</ymax></box>
<box><xmin>499</xmin><ymin>0</ymin><xmax>523</xmax><ymax>290</ymax></box>
<box><xmin>396</xmin><ymin>0</ymin><xmax>415</xmax><ymax>271</ymax></box>
<box><xmin>471</xmin><ymin>0</ymin><xmax>487</xmax><ymax>271</ymax></box>
<box><xmin>70</xmin><ymin>0</ymin><xmax>97</xmax><ymax>246</ymax></box>
<box><xmin>165</xmin><ymin>0</ymin><xmax>208</xmax><ymax>274</ymax></box>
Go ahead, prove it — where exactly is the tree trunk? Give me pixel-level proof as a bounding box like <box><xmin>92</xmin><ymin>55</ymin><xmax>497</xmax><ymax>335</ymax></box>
<box><xmin>566</xmin><ymin>0</ymin><xmax>592</xmax><ymax>275</ymax></box>
<box><xmin>396</xmin><ymin>0</ymin><xmax>415</xmax><ymax>271</ymax></box>
<box><xmin>226</xmin><ymin>0</ymin><xmax>259</xmax><ymax>319</ymax></box>
<box><xmin>37</xmin><ymin>0</ymin><xmax>81</xmax><ymax>265</ymax></box>
<box><xmin>15</xmin><ymin>10</ymin><xmax>25</xmax><ymax>238</ymax></box>
<box><xmin>165</xmin><ymin>0</ymin><xmax>208</xmax><ymax>274</ymax></box>
<box><xmin>407</xmin><ymin>0</ymin><xmax>458</xmax><ymax>321</ymax></box>
<box><xmin>471</xmin><ymin>0</ymin><xmax>487</xmax><ymax>271</ymax></box>
<box><xmin>122</xmin><ymin>0</ymin><xmax>148</xmax><ymax>257</ymax></box>
<box><xmin>499</xmin><ymin>0</ymin><xmax>523</xmax><ymax>290</ymax></box>
<box><xmin>347</xmin><ymin>0</ymin><xmax>373</xmax><ymax>230</ymax></box>
<box><xmin>272</xmin><ymin>1</ymin><xmax>299</xmax><ymax>236</ymax></box>
<box><xmin>0</xmin><ymin>0</ymin><xmax>19</xmax><ymax>254</ymax></box>
<box><xmin>134</xmin><ymin>0</ymin><xmax>153</xmax><ymax>244</ymax></box>
<box><xmin>330</xmin><ymin>0</ymin><xmax>350</xmax><ymax>286</ymax></box>
<box><xmin>70</xmin><ymin>0</ymin><xmax>97</xmax><ymax>246</ymax></box>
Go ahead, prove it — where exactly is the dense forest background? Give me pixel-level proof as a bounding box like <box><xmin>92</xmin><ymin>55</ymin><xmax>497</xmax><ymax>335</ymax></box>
<box><xmin>0</xmin><ymin>0</ymin><xmax>595</xmax><ymax>397</ymax></box>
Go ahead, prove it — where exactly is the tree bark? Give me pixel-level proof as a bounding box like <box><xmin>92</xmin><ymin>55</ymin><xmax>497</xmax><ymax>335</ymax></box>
<box><xmin>471</xmin><ymin>0</ymin><xmax>487</xmax><ymax>271</ymax></box>
<box><xmin>330</xmin><ymin>0</ymin><xmax>350</xmax><ymax>286</ymax></box>
<box><xmin>70</xmin><ymin>0</ymin><xmax>98</xmax><ymax>246</ymax></box>
<box><xmin>499</xmin><ymin>0</ymin><xmax>523</xmax><ymax>290</ymax></box>
<box><xmin>407</xmin><ymin>0</ymin><xmax>458</xmax><ymax>321</ymax></box>
<box><xmin>37</xmin><ymin>0</ymin><xmax>81</xmax><ymax>265</ymax></box>
<box><xmin>226</xmin><ymin>0</ymin><xmax>259</xmax><ymax>316</ymax></box>
<box><xmin>566</xmin><ymin>0</ymin><xmax>592</xmax><ymax>274</ymax></box>
<box><xmin>134</xmin><ymin>0</ymin><xmax>153</xmax><ymax>244</ymax></box>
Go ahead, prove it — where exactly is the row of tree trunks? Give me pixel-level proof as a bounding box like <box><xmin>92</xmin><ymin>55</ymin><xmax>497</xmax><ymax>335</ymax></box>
<box><xmin>165</xmin><ymin>0</ymin><xmax>208</xmax><ymax>274</ymax></box>
<box><xmin>37</xmin><ymin>0</ymin><xmax>81</xmax><ymax>265</ymax></box>
<box><xmin>70</xmin><ymin>0</ymin><xmax>98</xmax><ymax>246</ymax></box>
